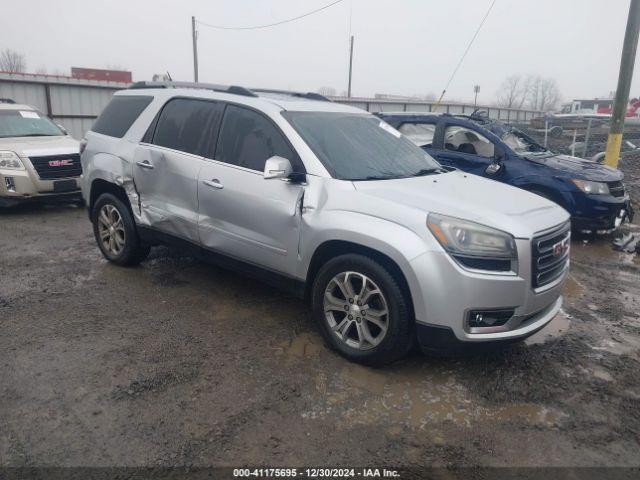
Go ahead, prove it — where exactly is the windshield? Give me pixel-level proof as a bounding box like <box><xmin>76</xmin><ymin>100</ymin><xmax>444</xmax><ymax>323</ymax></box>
<box><xmin>501</xmin><ymin>128</ymin><xmax>547</xmax><ymax>155</ymax></box>
<box><xmin>283</xmin><ymin>112</ymin><xmax>442</xmax><ymax>180</ymax></box>
<box><xmin>0</xmin><ymin>109</ymin><xmax>64</xmax><ymax>138</ymax></box>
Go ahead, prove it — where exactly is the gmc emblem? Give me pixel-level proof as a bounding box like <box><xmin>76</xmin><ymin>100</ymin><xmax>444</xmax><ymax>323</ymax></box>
<box><xmin>48</xmin><ymin>159</ymin><xmax>73</xmax><ymax>167</ymax></box>
<box><xmin>552</xmin><ymin>238</ymin><xmax>570</xmax><ymax>257</ymax></box>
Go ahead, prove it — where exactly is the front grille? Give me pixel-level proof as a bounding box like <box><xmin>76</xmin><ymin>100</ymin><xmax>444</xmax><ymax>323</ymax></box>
<box><xmin>28</xmin><ymin>153</ymin><xmax>82</xmax><ymax>180</ymax></box>
<box><xmin>608</xmin><ymin>181</ymin><xmax>625</xmax><ymax>198</ymax></box>
<box><xmin>531</xmin><ymin>222</ymin><xmax>571</xmax><ymax>289</ymax></box>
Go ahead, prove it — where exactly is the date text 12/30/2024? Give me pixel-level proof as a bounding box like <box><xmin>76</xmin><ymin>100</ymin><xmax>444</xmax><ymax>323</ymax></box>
<box><xmin>233</xmin><ymin>468</ymin><xmax>401</xmax><ymax>478</ymax></box>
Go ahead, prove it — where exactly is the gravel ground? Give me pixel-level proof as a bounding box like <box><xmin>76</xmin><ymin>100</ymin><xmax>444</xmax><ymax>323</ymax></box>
<box><xmin>1</xmin><ymin>201</ymin><xmax>639</xmax><ymax>471</ymax></box>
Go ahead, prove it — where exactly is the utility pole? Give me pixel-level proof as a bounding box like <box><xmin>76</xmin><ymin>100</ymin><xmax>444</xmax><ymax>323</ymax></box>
<box><xmin>473</xmin><ymin>85</ymin><xmax>480</xmax><ymax>108</ymax></box>
<box><xmin>604</xmin><ymin>0</ymin><xmax>640</xmax><ymax>168</ymax></box>
<box><xmin>347</xmin><ymin>35</ymin><xmax>354</xmax><ymax>98</ymax></box>
<box><xmin>192</xmin><ymin>16</ymin><xmax>199</xmax><ymax>83</ymax></box>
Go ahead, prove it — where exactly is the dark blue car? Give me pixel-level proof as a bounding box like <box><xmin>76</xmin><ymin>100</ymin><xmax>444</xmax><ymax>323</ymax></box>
<box><xmin>377</xmin><ymin>112</ymin><xmax>633</xmax><ymax>232</ymax></box>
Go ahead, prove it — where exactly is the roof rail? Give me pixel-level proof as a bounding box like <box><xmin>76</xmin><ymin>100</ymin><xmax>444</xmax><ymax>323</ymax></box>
<box><xmin>0</xmin><ymin>98</ymin><xmax>16</xmax><ymax>104</ymax></box>
<box><xmin>251</xmin><ymin>88</ymin><xmax>331</xmax><ymax>102</ymax></box>
<box><xmin>128</xmin><ymin>81</ymin><xmax>258</xmax><ymax>98</ymax></box>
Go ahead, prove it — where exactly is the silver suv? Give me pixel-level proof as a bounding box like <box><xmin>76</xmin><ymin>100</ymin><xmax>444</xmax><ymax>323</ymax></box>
<box><xmin>81</xmin><ymin>81</ymin><xmax>570</xmax><ymax>365</ymax></box>
<box><xmin>0</xmin><ymin>100</ymin><xmax>81</xmax><ymax>207</ymax></box>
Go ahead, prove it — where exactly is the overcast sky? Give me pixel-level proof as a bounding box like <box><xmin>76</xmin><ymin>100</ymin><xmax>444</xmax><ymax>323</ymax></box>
<box><xmin>1</xmin><ymin>0</ymin><xmax>637</xmax><ymax>104</ymax></box>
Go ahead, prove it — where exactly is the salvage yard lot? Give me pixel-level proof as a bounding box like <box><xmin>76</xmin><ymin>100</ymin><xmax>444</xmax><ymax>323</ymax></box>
<box><xmin>1</xmin><ymin>203</ymin><xmax>640</xmax><ymax>468</ymax></box>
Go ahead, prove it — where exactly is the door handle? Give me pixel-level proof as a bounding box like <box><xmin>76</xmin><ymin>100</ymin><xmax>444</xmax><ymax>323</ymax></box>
<box><xmin>136</xmin><ymin>160</ymin><xmax>154</xmax><ymax>169</ymax></box>
<box><xmin>203</xmin><ymin>179</ymin><xmax>224</xmax><ymax>190</ymax></box>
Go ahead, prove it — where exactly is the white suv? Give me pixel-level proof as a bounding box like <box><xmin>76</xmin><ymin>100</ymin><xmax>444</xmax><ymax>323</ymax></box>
<box><xmin>81</xmin><ymin>81</ymin><xmax>570</xmax><ymax>365</ymax></box>
<box><xmin>0</xmin><ymin>99</ymin><xmax>81</xmax><ymax>207</ymax></box>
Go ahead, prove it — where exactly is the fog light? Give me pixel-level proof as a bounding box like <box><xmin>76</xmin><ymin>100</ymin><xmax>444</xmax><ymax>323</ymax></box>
<box><xmin>468</xmin><ymin>309</ymin><xmax>514</xmax><ymax>329</ymax></box>
<box><xmin>5</xmin><ymin>176</ymin><xmax>16</xmax><ymax>192</ymax></box>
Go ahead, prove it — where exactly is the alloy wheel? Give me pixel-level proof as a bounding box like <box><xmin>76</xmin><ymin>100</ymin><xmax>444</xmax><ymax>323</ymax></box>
<box><xmin>97</xmin><ymin>204</ymin><xmax>126</xmax><ymax>256</ymax></box>
<box><xmin>323</xmin><ymin>271</ymin><xmax>389</xmax><ymax>350</ymax></box>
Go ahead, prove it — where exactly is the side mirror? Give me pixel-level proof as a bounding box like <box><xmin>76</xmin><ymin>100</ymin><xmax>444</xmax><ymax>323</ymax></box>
<box><xmin>263</xmin><ymin>155</ymin><xmax>293</xmax><ymax>180</ymax></box>
<box><xmin>485</xmin><ymin>162</ymin><xmax>503</xmax><ymax>175</ymax></box>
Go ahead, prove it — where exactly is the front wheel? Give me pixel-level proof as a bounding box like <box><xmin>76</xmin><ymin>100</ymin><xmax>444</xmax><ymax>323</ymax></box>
<box><xmin>91</xmin><ymin>193</ymin><xmax>150</xmax><ymax>266</ymax></box>
<box><xmin>311</xmin><ymin>254</ymin><xmax>414</xmax><ymax>366</ymax></box>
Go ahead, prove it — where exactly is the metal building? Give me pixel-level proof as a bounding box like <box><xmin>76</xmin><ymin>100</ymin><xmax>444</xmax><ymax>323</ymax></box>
<box><xmin>0</xmin><ymin>72</ymin><xmax>126</xmax><ymax>140</ymax></box>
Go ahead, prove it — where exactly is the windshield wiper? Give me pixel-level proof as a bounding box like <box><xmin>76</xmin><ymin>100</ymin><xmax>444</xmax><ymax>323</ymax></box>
<box><xmin>18</xmin><ymin>133</ymin><xmax>57</xmax><ymax>137</ymax></box>
<box><xmin>351</xmin><ymin>174</ymin><xmax>402</xmax><ymax>181</ymax></box>
<box><xmin>408</xmin><ymin>168</ymin><xmax>441</xmax><ymax>177</ymax></box>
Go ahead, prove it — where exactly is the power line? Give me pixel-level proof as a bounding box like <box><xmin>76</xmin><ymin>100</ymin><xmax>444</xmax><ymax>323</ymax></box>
<box><xmin>197</xmin><ymin>0</ymin><xmax>344</xmax><ymax>31</ymax></box>
<box><xmin>433</xmin><ymin>0</ymin><xmax>497</xmax><ymax>110</ymax></box>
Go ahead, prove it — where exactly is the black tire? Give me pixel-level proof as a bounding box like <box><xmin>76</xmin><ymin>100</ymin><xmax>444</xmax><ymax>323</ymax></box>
<box><xmin>549</xmin><ymin>125</ymin><xmax>563</xmax><ymax>138</ymax></box>
<box><xmin>311</xmin><ymin>253</ymin><xmax>414</xmax><ymax>366</ymax></box>
<box><xmin>91</xmin><ymin>193</ymin><xmax>150</xmax><ymax>266</ymax></box>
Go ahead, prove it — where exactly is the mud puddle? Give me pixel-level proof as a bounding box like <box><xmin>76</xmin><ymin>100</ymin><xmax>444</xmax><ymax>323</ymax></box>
<box><xmin>281</xmin><ymin>333</ymin><xmax>563</xmax><ymax>431</ymax></box>
<box><xmin>590</xmin><ymin>332</ymin><xmax>640</xmax><ymax>357</ymax></box>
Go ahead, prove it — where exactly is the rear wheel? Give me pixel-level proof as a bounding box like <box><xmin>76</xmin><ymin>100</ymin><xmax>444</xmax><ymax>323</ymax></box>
<box><xmin>311</xmin><ymin>254</ymin><xmax>414</xmax><ymax>366</ymax></box>
<box><xmin>91</xmin><ymin>193</ymin><xmax>149</xmax><ymax>266</ymax></box>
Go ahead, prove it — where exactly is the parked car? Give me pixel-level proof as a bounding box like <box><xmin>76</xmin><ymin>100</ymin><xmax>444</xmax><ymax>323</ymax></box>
<box><xmin>0</xmin><ymin>99</ymin><xmax>81</xmax><ymax>207</ymax></box>
<box><xmin>378</xmin><ymin>112</ymin><xmax>633</xmax><ymax>233</ymax></box>
<box><xmin>81</xmin><ymin>82</ymin><xmax>570</xmax><ymax>365</ymax></box>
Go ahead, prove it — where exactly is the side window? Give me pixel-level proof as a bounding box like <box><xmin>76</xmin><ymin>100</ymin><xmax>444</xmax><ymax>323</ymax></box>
<box><xmin>92</xmin><ymin>95</ymin><xmax>153</xmax><ymax>138</ymax></box>
<box><xmin>151</xmin><ymin>98</ymin><xmax>222</xmax><ymax>156</ymax></box>
<box><xmin>398</xmin><ymin>122</ymin><xmax>436</xmax><ymax>147</ymax></box>
<box><xmin>215</xmin><ymin>105</ymin><xmax>299</xmax><ymax>172</ymax></box>
<box><xmin>443</xmin><ymin>125</ymin><xmax>495</xmax><ymax>158</ymax></box>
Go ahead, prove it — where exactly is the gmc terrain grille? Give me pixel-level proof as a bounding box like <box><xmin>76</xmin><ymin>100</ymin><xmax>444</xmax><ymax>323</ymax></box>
<box><xmin>531</xmin><ymin>222</ymin><xmax>571</xmax><ymax>289</ymax></box>
<box><xmin>607</xmin><ymin>181</ymin><xmax>626</xmax><ymax>198</ymax></box>
<box><xmin>28</xmin><ymin>153</ymin><xmax>82</xmax><ymax>180</ymax></box>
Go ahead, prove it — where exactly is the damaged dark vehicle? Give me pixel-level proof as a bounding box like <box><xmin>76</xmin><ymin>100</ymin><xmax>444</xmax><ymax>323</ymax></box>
<box><xmin>378</xmin><ymin>111</ymin><xmax>634</xmax><ymax>232</ymax></box>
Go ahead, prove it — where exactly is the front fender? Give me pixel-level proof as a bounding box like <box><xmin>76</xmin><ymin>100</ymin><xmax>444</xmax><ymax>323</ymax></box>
<box><xmin>511</xmin><ymin>176</ymin><xmax>575</xmax><ymax>212</ymax></box>
<box><xmin>300</xmin><ymin>210</ymin><xmax>436</xmax><ymax>321</ymax></box>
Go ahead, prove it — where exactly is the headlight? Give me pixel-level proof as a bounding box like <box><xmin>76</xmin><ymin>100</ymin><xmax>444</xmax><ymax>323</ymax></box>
<box><xmin>0</xmin><ymin>151</ymin><xmax>25</xmax><ymax>170</ymax></box>
<box><xmin>571</xmin><ymin>179</ymin><xmax>609</xmax><ymax>195</ymax></box>
<box><xmin>427</xmin><ymin>213</ymin><xmax>517</xmax><ymax>265</ymax></box>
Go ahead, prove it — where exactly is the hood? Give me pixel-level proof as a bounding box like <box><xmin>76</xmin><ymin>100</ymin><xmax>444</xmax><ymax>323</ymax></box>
<box><xmin>525</xmin><ymin>154</ymin><xmax>623</xmax><ymax>182</ymax></box>
<box><xmin>353</xmin><ymin>170</ymin><xmax>569</xmax><ymax>239</ymax></box>
<box><xmin>0</xmin><ymin>135</ymin><xmax>79</xmax><ymax>157</ymax></box>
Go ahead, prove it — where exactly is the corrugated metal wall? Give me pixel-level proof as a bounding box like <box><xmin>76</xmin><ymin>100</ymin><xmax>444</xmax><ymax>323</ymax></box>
<box><xmin>0</xmin><ymin>73</ymin><xmax>124</xmax><ymax>140</ymax></box>
<box><xmin>0</xmin><ymin>73</ymin><xmax>543</xmax><ymax>140</ymax></box>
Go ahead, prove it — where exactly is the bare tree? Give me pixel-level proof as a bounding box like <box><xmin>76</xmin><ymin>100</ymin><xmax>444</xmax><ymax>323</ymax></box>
<box><xmin>517</xmin><ymin>75</ymin><xmax>533</xmax><ymax>109</ymax></box>
<box><xmin>318</xmin><ymin>86</ymin><xmax>337</xmax><ymax>97</ymax></box>
<box><xmin>0</xmin><ymin>49</ymin><xmax>26</xmax><ymax>73</ymax></box>
<box><xmin>497</xmin><ymin>74</ymin><xmax>561</xmax><ymax>112</ymax></box>
<box><xmin>525</xmin><ymin>75</ymin><xmax>561</xmax><ymax>112</ymax></box>
<box><xmin>537</xmin><ymin>78</ymin><xmax>561</xmax><ymax>111</ymax></box>
<box><xmin>496</xmin><ymin>75</ymin><xmax>523</xmax><ymax>108</ymax></box>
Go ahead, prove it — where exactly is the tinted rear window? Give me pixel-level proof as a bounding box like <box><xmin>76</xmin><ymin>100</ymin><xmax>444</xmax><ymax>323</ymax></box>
<box><xmin>91</xmin><ymin>95</ymin><xmax>153</xmax><ymax>138</ymax></box>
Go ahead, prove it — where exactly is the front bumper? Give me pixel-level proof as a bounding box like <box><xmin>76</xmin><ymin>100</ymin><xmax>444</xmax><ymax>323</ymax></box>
<box><xmin>0</xmin><ymin>166</ymin><xmax>81</xmax><ymax>206</ymax></box>
<box><xmin>408</xmin><ymin>236</ymin><xmax>566</xmax><ymax>349</ymax></box>
<box><xmin>568</xmin><ymin>191</ymin><xmax>633</xmax><ymax>231</ymax></box>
